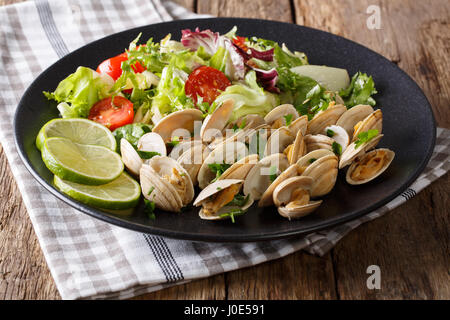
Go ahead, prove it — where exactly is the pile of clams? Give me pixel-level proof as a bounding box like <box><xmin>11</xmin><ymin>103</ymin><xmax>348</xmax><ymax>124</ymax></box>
<box><xmin>121</xmin><ymin>99</ymin><xmax>394</xmax><ymax>221</ymax></box>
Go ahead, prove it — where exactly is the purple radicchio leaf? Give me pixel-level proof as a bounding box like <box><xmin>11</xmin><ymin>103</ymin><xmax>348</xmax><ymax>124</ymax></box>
<box><xmin>253</xmin><ymin>67</ymin><xmax>280</xmax><ymax>93</ymax></box>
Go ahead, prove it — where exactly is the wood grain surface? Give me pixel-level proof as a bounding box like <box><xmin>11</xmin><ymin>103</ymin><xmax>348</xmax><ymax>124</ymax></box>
<box><xmin>0</xmin><ymin>0</ymin><xmax>448</xmax><ymax>300</ymax></box>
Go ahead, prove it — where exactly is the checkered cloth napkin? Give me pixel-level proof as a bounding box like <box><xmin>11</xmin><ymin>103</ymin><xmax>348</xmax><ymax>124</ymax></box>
<box><xmin>0</xmin><ymin>0</ymin><xmax>448</xmax><ymax>300</ymax></box>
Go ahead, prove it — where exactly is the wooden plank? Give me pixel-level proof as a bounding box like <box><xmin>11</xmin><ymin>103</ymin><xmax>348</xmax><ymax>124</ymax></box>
<box><xmin>170</xmin><ymin>0</ymin><xmax>195</xmax><ymax>12</ymax></box>
<box><xmin>293</xmin><ymin>0</ymin><xmax>450</xmax><ymax>299</ymax></box>
<box><xmin>197</xmin><ymin>0</ymin><xmax>293</xmax><ymax>22</ymax></box>
<box><xmin>0</xmin><ymin>145</ymin><xmax>61</xmax><ymax>299</ymax></box>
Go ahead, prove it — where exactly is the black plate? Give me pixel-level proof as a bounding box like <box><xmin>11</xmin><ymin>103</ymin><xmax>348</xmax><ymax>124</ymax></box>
<box><xmin>14</xmin><ymin>18</ymin><xmax>436</xmax><ymax>242</ymax></box>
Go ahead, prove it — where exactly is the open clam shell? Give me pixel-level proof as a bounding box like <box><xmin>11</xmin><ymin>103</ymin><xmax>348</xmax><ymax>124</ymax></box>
<box><xmin>147</xmin><ymin>155</ymin><xmax>195</xmax><ymax>206</ymax></box>
<box><xmin>193</xmin><ymin>179</ymin><xmax>253</xmax><ymax>220</ymax></box>
<box><xmin>137</xmin><ymin>132</ymin><xmax>167</xmax><ymax>156</ymax></box>
<box><xmin>272</xmin><ymin>176</ymin><xmax>322</xmax><ymax>220</ymax></box>
<box><xmin>197</xmin><ymin>141</ymin><xmax>248</xmax><ymax>189</ymax></box>
<box><xmin>307</xmin><ymin>104</ymin><xmax>347</xmax><ymax>135</ymax></box>
<box><xmin>336</xmin><ymin>104</ymin><xmax>374</xmax><ymax>137</ymax></box>
<box><xmin>346</xmin><ymin>148</ymin><xmax>395</xmax><ymax>185</ymax></box>
<box><xmin>264</xmin><ymin>126</ymin><xmax>296</xmax><ymax>156</ymax></box>
<box><xmin>287</xmin><ymin>115</ymin><xmax>308</xmax><ymax>136</ymax></box>
<box><xmin>264</xmin><ymin>104</ymin><xmax>299</xmax><ymax>129</ymax></box>
<box><xmin>218</xmin><ymin>154</ymin><xmax>259</xmax><ymax>181</ymax></box>
<box><xmin>296</xmin><ymin>149</ymin><xmax>335</xmax><ymax>174</ymax></box>
<box><xmin>243</xmin><ymin>153</ymin><xmax>290</xmax><ymax>200</ymax></box>
<box><xmin>140</xmin><ymin>164</ymin><xmax>181</xmax><ymax>212</ymax></box>
<box><xmin>324</xmin><ymin>125</ymin><xmax>350</xmax><ymax>152</ymax></box>
<box><xmin>339</xmin><ymin>133</ymin><xmax>384</xmax><ymax>169</ymax></box>
<box><xmin>283</xmin><ymin>130</ymin><xmax>307</xmax><ymax>164</ymax></box>
<box><xmin>120</xmin><ymin>138</ymin><xmax>143</xmax><ymax>177</ymax></box>
<box><xmin>177</xmin><ymin>143</ymin><xmax>211</xmax><ymax>186</ymax></box>
<box><xmin>152</xmin><ymin>108</ymin><xmax>203</xmax><ymax>142</ymax></box>
<box><xmin>258</xmin><ymin>164</ymin><xmax>299</xmax><ymax>207</ymax></box>
<box><xmin>352</xmin><ymin>109</ymin><xmax>383</xmax><ymax>141</ymax></box>
<box><xmin>169</xmin><ymin>139</ymin><xmax>203</xmax><ymax>159</ymax></box>
<box><xmin>200</xmin><ymin>99</ymin><xmax>235</xmax><ymax>143</ymax></box>
<box><xmin>304</xmin><ymin>134</ymin><xmax>334</xmax><ymax>153</ymax></box>
<box><xmin>301</xmin><ymin>154</ymin><xmax>339</xmax><ymax>197</ymax></box>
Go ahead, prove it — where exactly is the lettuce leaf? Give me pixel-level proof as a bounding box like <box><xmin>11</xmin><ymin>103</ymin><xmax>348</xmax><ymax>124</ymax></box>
<box><xmin>339</xmin><ymin>72</ymin><xmax>377</xmax><ymax>107</ymax></box>
<box><xmin>112</xmin><ymin>123</ymin><xmax>152</xmax><ymax>152</ymax></box>
<box><xmin>152</xmin><ymin>64</ymin><xmax>194</xmax><ymax>115</ymax></box>
<box><xmin>43</xmin><ymin>66</ymin><xmax>114</xmax><ymax>118</ymax></box>
<box><xmin>214</xmin><ymin>71</ymin><xmax>279</xmax><ymax>121</ymax></box>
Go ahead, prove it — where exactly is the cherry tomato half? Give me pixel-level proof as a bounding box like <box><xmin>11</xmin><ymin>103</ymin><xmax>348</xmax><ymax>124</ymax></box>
<box><xmin>88</xmin><ymin>96</ymin><xmax>134</xmax><ymax>131</ymax></box>
<box><xmin>232</xmin><ymin>36</ymin><xmax>249</xmax><ymax>52</ymax></box>
<box><xmin>185</xmin><ymin>66</ymin><xmax>231</xmax><ymax>105</ymax></box>
<box><xmin>96</xmin><ymin>52</ymin><xmax>146</xmax><ymax>81</ymax></box>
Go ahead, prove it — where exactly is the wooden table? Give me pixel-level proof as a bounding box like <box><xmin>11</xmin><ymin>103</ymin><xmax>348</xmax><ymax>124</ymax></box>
<box><xmin>0</xmin><ymin>0</ymin><xmax>448</xmax><ymax>299</ymax></box>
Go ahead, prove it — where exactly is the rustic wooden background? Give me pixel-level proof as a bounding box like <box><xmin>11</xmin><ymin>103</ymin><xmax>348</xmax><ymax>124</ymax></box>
<box><xmin>0</xmin><ymin>0</ymin><xmax>448</xmax><ymax>300</ymax></box>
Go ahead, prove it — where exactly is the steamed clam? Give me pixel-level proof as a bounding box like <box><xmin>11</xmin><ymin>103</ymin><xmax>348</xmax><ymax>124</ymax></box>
<box><xmin>272</xmin><ymin>176</ymin><xmax>322</xmax><ymax>220</ymax></box>
<box><xmin>301</xmin><ymin>154</ymin><xmax>339</xmax><ymax>197</ymax></box>
<box><xmin>307</xmin><ymin>104</ymin><xmax>347</xmax><ymax>135</ymax></box>
<box><xmin>264</xmin><ymin>104</ymin><xmax>298</xmax><ymax>129</ymax></box>
<box><xmin>193</xmin><ymin>179</ymin><xmax>253</xmax><ymax>220</ymax></box>
<box><xmin>152</xmin><ymin>108</ymin><xmax>203</xmax><ymax>142</ymax></box>
<box><xmin>336</xmin><ymin>104</ymin><xmax>374</xmax><ymax>137</ymax></box>
<box><xmin>346</xmin><ymin>148</ymin><xmax>395</xmax><ymax>185</ymax></box>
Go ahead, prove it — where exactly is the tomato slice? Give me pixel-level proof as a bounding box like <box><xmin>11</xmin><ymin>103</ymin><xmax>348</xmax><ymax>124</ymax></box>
<box><xmin>232</xmin><ymin>36</ymin><xmax>249</xmax><ymax>52</ymax></box>
<box><xmin>88</xmin><ymin>96</ymin><xmax>134</xmax><ymax>131</ymax></box>
<box><xmin>185</xmin><ymin>66</ymin><xmax>231</xmax><ymax>105</ymax></box>
<box><xmin>96</xmin><ymin>52</ymin><xmax>146</xmax><ymax>81</ymax></box>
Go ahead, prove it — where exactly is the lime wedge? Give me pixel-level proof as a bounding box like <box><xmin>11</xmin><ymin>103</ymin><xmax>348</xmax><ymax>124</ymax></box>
<box><xmin>54</xmin><ymin>173</ymin><xmax>141</xmax><ymax>210</ymax></box>
<box><xmin>42</xmin><ymin>137</ymin><xmax>123</xmax><ymax>185</ymax></box>
<box><xmin>36</xmin><ymin>118</ymin><xmax>116</xmax><ymax>151</ymax></box>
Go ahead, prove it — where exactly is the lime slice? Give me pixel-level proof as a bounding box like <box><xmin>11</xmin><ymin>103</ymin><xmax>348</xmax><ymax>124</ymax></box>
<box><xmin>36</xmin><ymin>118</ymin><xmax>116</xmax><ymax>151</ymax></box>
<box><xmin>54</xmin><ymin>173</ymin><xmax>141</xmax><ymax>210</ymax></box>
<box><xmin>42</xmin><ymin>137</ymin><xmax>124</xmax><ymax>185</ymax></box>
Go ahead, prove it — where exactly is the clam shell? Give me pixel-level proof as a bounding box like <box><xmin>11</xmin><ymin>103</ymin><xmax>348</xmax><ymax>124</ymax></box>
<box><xmin>296</xmin><ymin>149</ymin><xmax>335</xmax><ymax>168</ymax></box>
<box><xmin>336</xmin><ymin>104</ymin><xmax>374</xmax><ymax>137</ymax></box>
<box><xmin>169</xmin><ymin>139</ymin><xmax>203</xmax><ymax>159</ymax></box>
<box><xmin>285</xmin><ymin>130</ymin><xmax>307</xmax><ymax>164</ymax></box>
<box><xmin>140</xmin><ymin>164</ymin><xmax>181</xmax><ymax>212</ymax></box>
<box><xmin>258</xmin><ymin>164</ymin><xmax>299</xmax><ymax>207</ymax></box>
<box><xmin>152</xmin><ymin>108</ymin><xmax>203</xmax><ymax>142</ymax></box>
<box><xmin>137</xmin><ymin>132</ymin><xmax>167</xmax><ymax>156</ymax></box>
<box><xmin>272</xmin><ymin>175</ymin><xmax>314</xmax><ymax>207</ymax></box>
<box><xmin>264</xmin><ymin>104</ymin><xmax>299</xmax><ymax>127</ymax></box>
<box><xmin>197</xmin><ymin>141</ymin><xmax>248</xmax><ymax>189</ymax></box>
<box><xmin>200</xmin><ymin>99</ymin><xmax>235</xmax><ymax>142</ymax></box>
<box><xmin>352</xmin><ymin>109</ymin><xmax>383</xmax><ymax>141</ymax></box>
<box><xmin>277</xmin><ymin>201</ymin><xmax>322</xmax><ymax>220</ymax></box>
<box><xmin>264</xmin><ymin>126</ymin><xmax>296</xmax><ymax>156</ymax></box>
<box><xmin>120</xmin><ymin>138</ymin><xmax>143</xmax><ymax>176</ymax></box>
<box><xmin>324</xmin><ymin>125</ymin><xmax>350</xmax><ymax>152</ymax></box>
<box><xmin>147</xmin><ymin>155</ymin><xmax>195</xmax><ymax>206</ymax></box>
<box><xmin>219</xmin><ymin>154</ymin><xmax>259</xmax><ymax>181</ymax></box>
<box><xmin>177</xmin><ymin>143</ymin><xmax>211</xmax><ymax>185</ymax></box>
<box><xmin>307</xmin><ymin>104</ymin><xmax>347</xmax><ymax>135</ymax></box>
<box><xmin>226</xmin><ymin>114</ymin><xmax>266</xmax><ymax>131</ymax></box>
<box><xmin>304</xmin><ymin>134</ymin><xmax>334</xmax><ymax>153</ymax></box>
<box><xmin>243</xmin><ymin>153</ymin><xmax>290</xmax><ymax>200</ymax></box>
<box><xmin>302</xmin><ymin>154</ymin><xmax>339</xmax><ymax>197</ymax></box>
<box><xmin>287</xmin><ymin>115</ymin><xmax>308</xmax><ymax>136</ymax></box>
<box><xmin>339</xmin><ymin>134</ymin><xmax>384</xmax><ymax>169</ymax></box>
<box><xmin>346</xmin><ymin>148</ymin><xmax>395</xmax><ymax>185</ymax></box>
<box><xmin>199</xmin><ymin>193</ymin><xmax>254</xmax><ymax>220</ymax></box>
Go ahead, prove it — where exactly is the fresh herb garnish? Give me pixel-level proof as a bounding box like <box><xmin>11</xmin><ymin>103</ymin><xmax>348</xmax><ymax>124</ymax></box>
<box><xmin>354</xmin><ymin>129</ymin><xmax>379</xmax><ymax>149</ymax></box>
<box><xmin>147</xmin><ymin>186</ymin><xmax>155</xmax><ymax>196</ymax></box>
<box><xmin>229</xmin><ymin>193</ymin><xmax>250</xmax><ymax>207</ymax></box>
<box><xmin>326</xmin><ymin>129</ymin><xmax>335</xmax><ymax>137</ymax></box>
<box><xmin>284</xmin><ymin>114</ymin><xmax>293</xmax><ymax>126</ymax></box>
<box><xmin>232</xmin><ymin>119</ymin><xmax>247</xmax><ymax>132</ymax></box>
<box><xmin>269</xmin><ymin>165</ymin><xmax>278</xmax><ymax>182</ymax></box>
<box><xmin>339</xmin><ymin>72</ymin><xmax>377</xmax><ymax>108</ymax></box>
<box><xmin>144</xmin><ymin>199</ymin><xmax>156</xmax><ymax>220</ymax></box>
<box><xmin>332</xmin><ymin>142</ymin><xmax>342</xmax><ymax>156</ymax></box>
<box><xmin>308</xmin><ymin>158</ymin><xmax>317</xmax><ymax>164</ymax></box>
<box><xmin>219</xmin><ymin>209</ymin><xmax>246</xmax><ymax>223</ymax></box>
<box><xmin>208</xmin><ymin>162</ymin><xmax>232</xmax><ymax>181</ymax></box>
<box><xmin>136</xmin><ymin>150</ymin><xmax>161</xmax><ymax>159</ymax></box>
<box><xmin>167</xmin><ymin>136</ymin><xmax>180</xmax><ymax>147</ymax></box>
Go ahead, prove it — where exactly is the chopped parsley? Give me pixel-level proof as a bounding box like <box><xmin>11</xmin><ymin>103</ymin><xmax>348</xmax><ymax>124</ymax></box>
<box><xmin>147</xmin><ymin>186</ymin><xmax>155</xmax><ymax>196</ymax></box>
<box><xmin>326</xmin><ymin>129</ymin><xmax>335</xmax><ymax>137</ymax></box>
<box><xmin>332</xmin><ymin>142</ymin><xmax>342</xmax><ymax>156</ymax></box>
<box><xmin>229</xmin><ymin>193</ymin><xmax>250</xmax><ymax>207</ymax></box>
<box><xmin>167</xmin><ymin>136</ymin><xmax>180</xmax><ymax>147</ymax></box>
<box><xmin>137</xmin><ymin>150</ymin><xmax>161</xmax><ymax>159</ymax></box>
<box><xmin>219</xmin><ymin>209</ymin><xmax>246</xmax><ymax>223</ymax></box>
<box><xmin>354</xmin><ymin>129</ymin><xmax>379</xmax><ymax>149</ymax></box>
<box><xmin>208</xmin><ymin>162</ymin><xmax>232</xmax><ymax>181</ymax></box>
<box><xmin>144</xmin><ymin>199</ymin><xmax>156</xmax><ymax>220</ymax></box>
<box><xmin>308</xmin><ymin>158</ymin><xmax>317</xmax><ymax>164</ymax></box>
<box><xmin>269</xmin><ymin>165</ymin><xmax>278</xmax><ymax>182</ymax></box>
<box><xmin>284</xmin><ymin>114</ymin><xmax>293</xmax><ymax>126</ymax></box>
